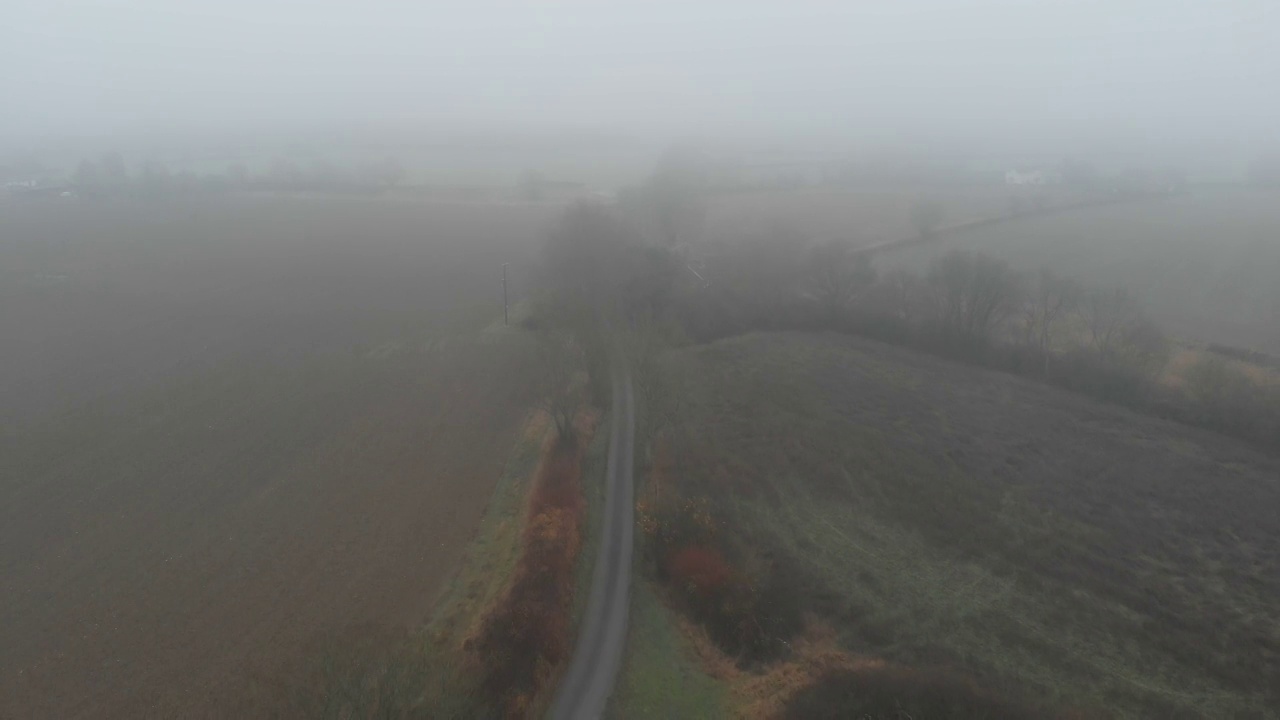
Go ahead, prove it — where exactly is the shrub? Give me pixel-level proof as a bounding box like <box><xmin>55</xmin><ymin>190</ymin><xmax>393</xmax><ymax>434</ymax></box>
<box><xmin>656</xmin><ymin>536</ymin><xmax>808</xmax><ymax>665</ymax></box>
<box><xmin>668</xmin><ymin>545</ymin><xmax>734</xmax><ymax>600</ymax></box>
<box><xmin>471</xmin><ymin>437</ymin><xmax>586</xmax><ymax>717</ymax></box>
<box><xmin>803</xmin><ymin>241</ymin><xmax>877</xmax><ymax>318</ymax></box>
<box><xmin>1180</xmin><ymin>356</ymin><xmax>1280</xmax><ymax>445</ymax></box>
<box><xmin>925</xmin><ymin>250</ymin><xmax>1022</xmax><ymax>342</ymax></box>
<box><xmin>779</xmin><ymin>665</ymin><xmax>1052</xmax><ymax>720</ymax></box>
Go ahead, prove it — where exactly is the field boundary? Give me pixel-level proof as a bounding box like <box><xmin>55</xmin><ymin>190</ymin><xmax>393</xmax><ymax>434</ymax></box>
<box><xmin>855</xmin><ymin>192</ymin><xmax>1166</xmax><ymax>257</ymax></box>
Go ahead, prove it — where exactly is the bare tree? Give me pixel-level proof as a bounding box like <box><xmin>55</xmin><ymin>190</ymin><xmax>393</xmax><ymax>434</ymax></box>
<box><xmin>1082</xmin><ymin>285</ymin><xmax>1169</xmax><ymax>372</ymax></box>
<box><xmin>640</xmin><ymin>148</ymin><xmax>708</xmax><ymax>248</ymax></box>
<box><xmin>710</xmin><ymin>224</ymin><xmax>808</xmax><ymax>325</ymax></box>
<box><xmin>927</xmin><ymin>250</ymin><xmax>1022</xmax><ymax>340</ymax></box>
<box><xmin>72</xmin><ymin>159</ymin><xmax>100</xmax><ymax>188</ymax></box>
<box><xmin>534</xmin><ymin>330</ymin><xmax>584</xmax><ymax>442</ymax></box>
<box><xmin>1019</xmin><ymin>269</ymin><xmax>1080</xmax><ymax>373</ymax></box>
<box><xmin>875</xmin><ymin>268</ymin><xmax>929</xmax><ymax>323</ymax></box>
<box><xmin>1083</xmin><ymin>286</ymin><xmax>1140</xmax><ymax>360</ymax></box>
<box><xmin>538</xmin><ymin>204</ymin><xmax>676</xmax><ymax>403</ymax></box>
<box><xmin>100</xmin><ymin>152</ymin><xmax>128</xmax><ymax>185</ymax></box>
<box><xmin>803</xmin><ymin>241</ymin><xmax>877</xmax><ymax>318</ymax></box>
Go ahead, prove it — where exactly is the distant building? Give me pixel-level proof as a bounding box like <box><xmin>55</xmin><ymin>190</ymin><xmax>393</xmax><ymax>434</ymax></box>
<box><xmin>3</xmin><ymin>179</ymin><xmax>38</xmax><ymax>195</ymax></box>
<box><xmin>3</xmin><ymin>181</ymin><xmax>71</xmax><ymax>199</ymax></box>
<box><xmin>1005</xmin><ymin>169</ymin><xmax>1052</xmax><ymax>186</ymax></box>
<box><xmin>738</xmin><ymin>161</ymin><xmax>829</xmax><ymax>189</ymax></box>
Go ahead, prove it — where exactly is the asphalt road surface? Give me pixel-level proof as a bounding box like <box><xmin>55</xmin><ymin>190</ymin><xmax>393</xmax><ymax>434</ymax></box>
<box><xmin>550</xmin><ymin>365</ymin><xmax>636</xmax><ymax>720</ymax></box>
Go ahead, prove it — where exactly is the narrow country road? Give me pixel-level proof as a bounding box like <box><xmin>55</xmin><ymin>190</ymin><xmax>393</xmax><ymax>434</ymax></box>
<box><xmin>550</xmin><ymin>365</ymin><xmax>636</xmax><ymax>720</ymax></box>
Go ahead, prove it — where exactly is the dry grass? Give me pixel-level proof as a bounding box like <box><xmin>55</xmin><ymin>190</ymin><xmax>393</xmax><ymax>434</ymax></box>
<box><xmin>1164</xmin><ymin>346</ymin><xmax>1280</xmax><ymax>389</ymax></box>
<box><xmin>644</xmin><ymin>331</ymin><xmax>1280</xmax><ymax>718</ymax></box>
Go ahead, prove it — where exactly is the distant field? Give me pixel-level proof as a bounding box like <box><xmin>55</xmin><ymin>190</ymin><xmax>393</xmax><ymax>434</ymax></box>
<box><xmin>703</xmin><ymin>185</ymin><xmax>1082</xmax><ymax>247</ymax></box>
<box><xmin>0</xmin><ymin>196</ymin><xmax>556</xmax><ymax>718</ymax></box>
<box><xmin>648</xmin><ymin>332</ymin><xmax>1280</xmax><ymax>718</ymax></box>
<box><xmin>875</xmin><ymin>188</ymin><xmax>1280</xmax><ymax>354</ymax></box>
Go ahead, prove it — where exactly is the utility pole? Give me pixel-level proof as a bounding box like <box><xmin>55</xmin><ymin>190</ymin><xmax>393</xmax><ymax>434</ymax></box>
<box><xmin>502</xmin><ymin>263</ymin><xmax>509</xmax><ymax>325</ymax></box>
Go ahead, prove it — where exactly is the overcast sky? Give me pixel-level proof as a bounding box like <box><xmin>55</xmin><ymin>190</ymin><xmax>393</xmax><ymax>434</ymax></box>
<box><xmin>3</xmin><ymin>0</ymin><xmax>1278</xmax><ymax>152</ymax></box>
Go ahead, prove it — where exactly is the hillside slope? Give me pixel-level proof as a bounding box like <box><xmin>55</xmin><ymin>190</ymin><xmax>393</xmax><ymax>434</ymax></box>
<box><xmin>644</xmin><ymin>331</ymin><xmax>1280</xmax><ymax>718</ymax></box>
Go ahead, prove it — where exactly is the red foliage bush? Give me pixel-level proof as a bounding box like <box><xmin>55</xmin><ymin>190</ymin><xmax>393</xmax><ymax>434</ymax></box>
<box><xmin>667</xmin><ymin>545</ymin><xmax>734</xmax><ymax>599</ymax></box>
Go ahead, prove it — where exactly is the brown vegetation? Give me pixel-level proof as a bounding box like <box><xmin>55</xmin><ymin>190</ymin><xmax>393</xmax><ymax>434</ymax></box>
<box><xmin>469</xmin><ymin>413</ymin><xmax>597</xmax><ymax>718</ymax></box>
<box><xmin>0</xmin><ymin>196</ymin><xmax>555</xmax><ymax>719</ymax></box>
<box><xmin>777</xmin><ymin>665</ymin><xmax>1054</xmax><ymax>720</ymax></box>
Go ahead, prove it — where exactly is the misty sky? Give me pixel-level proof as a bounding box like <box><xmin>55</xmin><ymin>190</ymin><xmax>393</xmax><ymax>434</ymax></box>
<box><xmin>4</xmin><ymin>1</ymin><xmax>1278</xmax><ymax>150</ymax></box>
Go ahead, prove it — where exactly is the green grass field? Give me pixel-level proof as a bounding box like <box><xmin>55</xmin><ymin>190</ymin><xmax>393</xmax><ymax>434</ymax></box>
<box><xmin>876</xmin><ymin>188</ymin><xmax>1280</xmax><ymax>354</ymax></box>
<box><xmin>610</xmin><ymin>580</ymin><xmax>729</xmax><ymax>719</ymax></box>
<box><xmin>641</xmin><ymin>331</ymin><xmax>1280</xmax><ymax>718</ymax></box>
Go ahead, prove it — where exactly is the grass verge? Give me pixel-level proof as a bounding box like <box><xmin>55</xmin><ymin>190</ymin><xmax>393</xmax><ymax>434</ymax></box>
<box><xmin>609</xmin><ymin>579</ymin><xmax>730</xmax><ymax>718</ymax></box>
<box><xmin>470</xmin><ymin>411</ymin><xmax>598</xmax><ymax>718</ymax></box>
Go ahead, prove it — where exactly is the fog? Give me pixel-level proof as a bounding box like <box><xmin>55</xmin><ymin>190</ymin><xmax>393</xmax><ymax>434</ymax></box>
<box><xmin>5</xmin><ymin>0</ymin><xmax>1278</xmax><ymax>165</ymax></box>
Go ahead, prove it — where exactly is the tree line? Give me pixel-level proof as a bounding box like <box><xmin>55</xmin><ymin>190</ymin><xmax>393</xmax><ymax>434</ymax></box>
<box><xmin>530</xmin><ymin>168</ymin><xmax>1279</xmax><ymax>452</ymax></box>
<box><xmin>64</xmin><ymin>152</ymin><xmax>406</xmax><ymax>197</ymax></box>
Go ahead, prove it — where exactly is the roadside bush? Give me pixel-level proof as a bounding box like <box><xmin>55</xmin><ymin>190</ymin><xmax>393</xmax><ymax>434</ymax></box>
<box><xmin>641</xmin><ymin>482</ymin><xmax>808</xmax><ymax>664</ymax></box>
<box><xmin>471</xmin><ymin>436</ymin><xmax>586</xmax><ymax>718</ymax></box>
<box><xmin>1207</xmin><ymin>343</ymin><xmax>1280</xmax><ymax>370</ymax></box>
<box><xmin>1044</xmin><ymin>348</ymin><xmax>1153</xmax><ymax>406</ymax></box>
<box><xmin>668</xmin><ymin>545</ymin><xmax>734</xmax><ymax>602</ymax></box>
<box><xmin>660</xmin><ymin>541</ymin><xmax>807</xmax><ymax>665</ymax></box>
<box><xmin>1183</xmin><ymin>355</ymin><xmax>1253</xmax><ymax>408</ymax></box>
<box><xmin>1180</xmin><ymin>356</ymin><xmax>1280</xmax><ymax>445</ymax></box>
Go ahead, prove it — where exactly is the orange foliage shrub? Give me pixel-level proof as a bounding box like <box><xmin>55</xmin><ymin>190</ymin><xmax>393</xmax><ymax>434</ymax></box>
<box><xmin>668</xmin><ymin>545</ymin><xmax>734</xmax><ymax>599</ymax></box>
<box><xmin>776</xmin><ymin>663</ymin><xmax>1061</xmax><ymax>720</ymax></box>
<box><xmin>471</xmin><ymin>428</ymin><xmax>589</xmax><ymax>718</ymax></box>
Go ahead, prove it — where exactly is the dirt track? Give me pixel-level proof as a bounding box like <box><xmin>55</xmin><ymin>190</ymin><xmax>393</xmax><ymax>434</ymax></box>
<box><xmin>550</xmin><ymin>365</ymin><xmax>635</xmax><ymax>720</ymax></box>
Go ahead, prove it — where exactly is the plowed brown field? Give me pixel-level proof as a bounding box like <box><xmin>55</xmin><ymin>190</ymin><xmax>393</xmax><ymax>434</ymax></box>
<box><xmin>0</xmin><ymin>195</ymin><xmax>557</xmax><ymax>718</ymax></box>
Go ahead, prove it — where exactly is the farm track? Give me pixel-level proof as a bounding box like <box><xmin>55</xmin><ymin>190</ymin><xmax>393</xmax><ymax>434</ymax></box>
<box><xmin>551</xmin><ymin>364</ymin><xmax>636</xmax><ymax>720</ymax></box>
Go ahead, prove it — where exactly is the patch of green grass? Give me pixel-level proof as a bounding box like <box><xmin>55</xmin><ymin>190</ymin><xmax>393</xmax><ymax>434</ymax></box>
<box><xmin>571</xmin><ymin>411</ymin><xmax>614</xmax><ymax>626</ymax></box>
<box><xmin>610</xmin><ymin>580</ymin><xmax>729</xmax><ymax>719</ymax></box>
